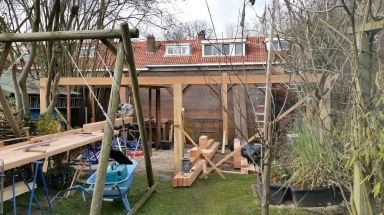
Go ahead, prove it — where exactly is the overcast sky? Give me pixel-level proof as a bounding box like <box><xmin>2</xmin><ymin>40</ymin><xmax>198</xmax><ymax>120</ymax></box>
<box><xmin>170</xmin><ymin>0</ymin><xmax>266</xmax><ymax>36</ymax></box>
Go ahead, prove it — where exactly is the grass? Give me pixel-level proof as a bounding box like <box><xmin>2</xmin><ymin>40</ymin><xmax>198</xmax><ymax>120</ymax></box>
<box><xmin>3</xmin><ymin>173</ymin><xmax>313</xmax><ymax>215</ymax></box>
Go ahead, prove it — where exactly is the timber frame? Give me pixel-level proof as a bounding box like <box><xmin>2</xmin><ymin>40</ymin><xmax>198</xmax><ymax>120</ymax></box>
<box><xmin>39</xmin><ymin>73</ymin><xmax>326</xmax><ymax>178</ymax></box>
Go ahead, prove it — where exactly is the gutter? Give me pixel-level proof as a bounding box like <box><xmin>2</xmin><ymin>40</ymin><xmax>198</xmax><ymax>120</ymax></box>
<box><xmin>145</xmin><ymin>61</ymin><xmax>271</xmax><ymax>68</ymax></box>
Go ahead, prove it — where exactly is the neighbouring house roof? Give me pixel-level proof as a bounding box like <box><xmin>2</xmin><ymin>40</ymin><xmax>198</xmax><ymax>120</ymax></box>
<box><xmin>132</xmin><ymin>37</ymin><xmax>267</xmax><ymax>69</ymax></box>
<box><xmin>0</xmin><ymin>70</ymin><xmax>78</xmax><ymax>95</ymax></box>
<box><xmin>76</xmin><ymin>36</ymin><xmax>268</xmax><ymax>71</ymax></box>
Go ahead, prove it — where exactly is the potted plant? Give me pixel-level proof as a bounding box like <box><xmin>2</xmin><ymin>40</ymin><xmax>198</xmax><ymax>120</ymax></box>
<box><xmin>256</xmin><ymin>160</ymin><xmax>292</xmax><ymax>205</ymax></box>
<box><xmin>288</xmin><ymin>117</ymin><xmax>343</xmax><ymax>207</ymax></box>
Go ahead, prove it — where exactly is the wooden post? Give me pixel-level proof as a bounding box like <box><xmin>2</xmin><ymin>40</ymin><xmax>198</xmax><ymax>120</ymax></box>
<box><xmin>120</xmin><ymin>22</ymin><xmax>154</xmax><ymax>187</ymax></box>
<box><xmin>119</xmin><ymin>86</ymin><xmax>127</xmax><ymax>103</ymax></box>
<box><xmin>222</xmin><ymin>73</ymin><xmax>228</xmax><ymax>145</ymax></box>
<box><xmin>156</xmin><ymin>89</ymin><xmax>161</xmax><ymax>150</ymax></box>
<box><xmin>148</xmin><ymin>88</ymin><xmax>153</xmax><ymax>155</ymax></box>
<box><xmin>173</xmin><ymin>84</ymin><xmax>183</xmax><ymax>175</ymax></box>
<box><xmin>66</xmin><ymin>86</ymin><xmax>71</xmax><ymax>129</ymax></box>
<box><xmin>0</xmin><ymin>42</ymin><xmax>22</xmax><ymax>137</ymax></box>
<box><xmin>233</xmin><ymin>85</ymin><xmax>248</xmax><ymax>139</ymax></box>
<box><xmin>89</xmin><ymin>42</ymin><xmax>125</xmax><ymax>215</ymax></box>
<box><xmin>39</xmin><ymin>79</ymin><xmax>47</xmax><ymax>113</ymax></box>
<box><xmin>91</xmin><ymin>87</ymin><xmax>96</xmax><ymax>123</ymax></box>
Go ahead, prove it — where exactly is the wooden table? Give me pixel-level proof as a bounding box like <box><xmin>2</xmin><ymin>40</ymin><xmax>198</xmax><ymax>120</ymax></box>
<box><xmin>1</xmin><ymin>130</ymin><xmax>118</xmax><ymax>171</ymax></box>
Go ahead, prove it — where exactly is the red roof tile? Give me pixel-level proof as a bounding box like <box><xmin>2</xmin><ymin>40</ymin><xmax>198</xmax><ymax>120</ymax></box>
<box><xmin>132</xmin><ymin>36</ymin><xmax>267</xmax><ymax>69</ymax></box>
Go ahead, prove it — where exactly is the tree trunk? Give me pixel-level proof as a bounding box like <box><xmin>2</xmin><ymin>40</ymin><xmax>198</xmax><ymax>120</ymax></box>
<box><xmin>18</xmin><ymin>0</ymin><xmax>40</xmax><ymax>116</ymax></box>
<box><xmin>261</xmin><ymin>0</ymin><xmax>277</xmax><ymax>214</ymax></box>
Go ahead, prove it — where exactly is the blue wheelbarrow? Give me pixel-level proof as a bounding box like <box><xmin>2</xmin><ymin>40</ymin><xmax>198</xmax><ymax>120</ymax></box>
<box><xmin>71</xmin><ymin>150</ymin><xmax>137</xmax><ymax>212</ymax></box>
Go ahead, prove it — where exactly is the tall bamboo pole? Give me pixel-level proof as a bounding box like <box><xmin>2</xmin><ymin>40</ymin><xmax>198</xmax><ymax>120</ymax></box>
<box><xmin>89</xmin><ymin>42</ymin><xmax>125</xmax><ymax>215</ymax></box>
<box><xmin>120</xmin><ymin>22</ymin><xmax>155</xmax><ymax>187</ymax></box>
<box><xmin>261</xmin><ymin>0</ymin><xmax>277</xmax><ymax>214</ymax></box>
<box><xmin>0</xmin><ymin>42</ymin><xmax>22</xmax><ymax>137</ymax></box>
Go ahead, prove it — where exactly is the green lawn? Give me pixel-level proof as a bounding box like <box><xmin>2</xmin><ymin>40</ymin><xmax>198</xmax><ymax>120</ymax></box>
<box><xmin>3</xmin><ymin>173</ymin><xmax>312</xmax><ymax>215</ymax></box>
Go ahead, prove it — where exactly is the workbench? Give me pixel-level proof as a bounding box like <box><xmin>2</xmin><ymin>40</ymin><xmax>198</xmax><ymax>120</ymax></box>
<box><xmin>0</xmin><ymin>117</ymin><xmax>132</xmax><ymax>171</ymax></box>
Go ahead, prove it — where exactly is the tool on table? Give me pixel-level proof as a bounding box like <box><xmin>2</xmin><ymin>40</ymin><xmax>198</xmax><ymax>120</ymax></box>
<box><xmin>20</xmin><ymin>139</ymin><xmax>55</xmax><ymax>153</ymax></box>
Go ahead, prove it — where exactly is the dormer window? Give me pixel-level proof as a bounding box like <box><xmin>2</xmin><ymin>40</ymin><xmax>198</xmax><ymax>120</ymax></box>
<box><xmin>266</xmin><ymin>38</ymin><xmax>289</xmax><ymax>51</ymax></box>
<box><xmin>165</xmin><ymin>44</ymin><xmax>191</xmax><ymax>56</ymax></box>
<box><xmin>202</xmin><ymin>39</ymin><xmax>246</xmax><ymax>57</ymax></box>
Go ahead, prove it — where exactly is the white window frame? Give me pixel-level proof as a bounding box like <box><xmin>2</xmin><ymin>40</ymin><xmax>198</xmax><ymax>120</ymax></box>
<box><xmin>265</xmin><ymin>38</ymin><xmax>289</xmax><ymax>51</ymax></box>
<box><xmin>165</xmin><ymin>44</ymin><xmax>191</xmax><ymax>56</ymax></box>
<box><xmin>203</xmin><ymin>42</ymin><xmax>245</xmax><ymax>57</ymax></box>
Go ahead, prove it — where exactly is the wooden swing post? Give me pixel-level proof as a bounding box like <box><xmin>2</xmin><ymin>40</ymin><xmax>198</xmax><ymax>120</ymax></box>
<box><xmin>89</xmin><ymin>42</ymin><xmax>125</xmax><ymax>215</ymax></box>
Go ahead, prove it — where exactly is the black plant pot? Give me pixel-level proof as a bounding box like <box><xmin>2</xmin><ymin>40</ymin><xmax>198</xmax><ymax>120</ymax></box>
<box><xmin>160</xmin><ymin>140</ymin><xmax>171</xmax><ymax>150</ymax></box>
<box><xmin>256</xmin><ymin>175</ymin><xmax>291</xmax><ymax>205</ymax></box>
<box><xmin>290</xmin><ymin>186</ymin><xmax>343</xmax><ymax>207</ymax></box>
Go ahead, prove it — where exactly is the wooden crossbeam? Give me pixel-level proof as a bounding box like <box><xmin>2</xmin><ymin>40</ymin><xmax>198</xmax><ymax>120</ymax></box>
<box><xmin>0</xmin><ymin>28</ymin><xmax>139</xmax><ymax>42</ymax></box>
<box><xmin>40</xmin><ymin>74</ymin><xmax>323</xmax><ymax>87</ymax></box>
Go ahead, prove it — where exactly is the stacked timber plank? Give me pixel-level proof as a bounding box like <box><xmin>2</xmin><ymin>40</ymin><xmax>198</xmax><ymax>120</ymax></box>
<box><xmin>233</xmin><ymin>138</ymin><xmax>257</xmax><ymax>175</ymax></box>
<box><xmin>172</xmin><ymin>135</ymin><xmax>220</xmax><ymax>187</ymax></box>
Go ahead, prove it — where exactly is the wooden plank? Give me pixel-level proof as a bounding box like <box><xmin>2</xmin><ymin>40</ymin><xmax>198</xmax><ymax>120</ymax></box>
<box><xmin>0</xmin><ymin>28</ymin><xmax>139</xmax><ymax>42</ymax></box>
<box><xmin>3</xmin><ymin>182</ymin><xmax>36</xmax><ymax>201</ymax></box>
<box><xmin>273</xmin><ymin>95</ymin><xmax>308</xmax><ymax>123</ymax></box>
<box><xmin>177</xmin><ymin>125</ymin><xmax>225</xmax><ymax>179</ymax></box>
<box><xmin>173</xmin><ymin>84</ymin><xmax>183</xmax><ymax>175</ymax></box>
<box><xmin>39</xmin><ymin>79</ymin><xmax>48</xmax><ymax>113</ymax></box>
<box><xmin>221</xmin><ymin>131</ymin><xmax>227</xmax><ymax>154</ymax></box>
<box><xmin>31</xmin><ymin>128</ymin><xmax>83</xmax><ymax>142</ymax></box>
<box><xmin>198</xmin><ymin>136</ymin><xmax>208</xmax><ymax>149</ymax></box>
<box><xmin>172</xmin><ymin>142</ymin><xmax>220</xmax><ymax>187</ymax></box>
<box><xmin>1</xmin><ymin>130</ymin><xmax>118</xmax><ymax>171</ymax></box>
<box><xmin>82</xmin><ymin>117</ymin><xmax>133</xmax><ymax>133</ymax></box>
<box><xmin>201</xmin><ymin>134</ymin><xmax>257</xmax><ymax>178</ymax></box>
<box><xmin>40</xmin><ymin>74</ymin><xmax>324</xmax><ymax>87</ymax></box>
<box><xmin>234</xmin><ymin>138</ymin><xmax>241</xmax><ymax>169</ymax></box>
<box><xmin>126</xmin><ymin>182</ymin><xmax>159</xmax><ymax>215</ymax></box>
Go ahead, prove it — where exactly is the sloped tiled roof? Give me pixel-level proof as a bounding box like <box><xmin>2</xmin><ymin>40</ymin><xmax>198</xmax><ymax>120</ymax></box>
<box><xmin>132</xmin><ymin>36</ymin><xmax>267</xmax><ymax>69</ymax></box>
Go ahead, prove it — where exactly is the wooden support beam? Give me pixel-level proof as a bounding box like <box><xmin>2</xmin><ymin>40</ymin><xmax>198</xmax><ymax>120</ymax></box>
<box><xmin>233</xmin><ymin>138</ymin><xmax>241</xmax><ymax>169</ymax></box>
<box><xmin>82</xmin><ymin>117</ymin><xmax>132</xmax><ymax>133</ymax></box>
<box><xmin>0</xmin><ymin>28</ymin><xmax>139</xmax><ymax>42</ymax></box>
<box><xmin>66</xmin><ymin>86</ymin><xmax>71</xmax><ymax>129</ymax></box>
<box><xmin>233</xmin><ymin>85</ymin><xmax>248</xmax><ymax>139</ymax></box>
<box><xmin>273</xmin><ymin>95</ymin><xmax>308</xmax><ymax>123</ymax></box>
<box><xmin>221</xmin><ymin>76</ymin><xmax>228</xmax><ymax>146</ymax></box>
<box><xmin>120</xmin><ymin>22</ymin><xmax>154</xmax><ymax>188</ymax></box>
<box><xmin>39</xmin><ymin>78</ymin><xmax>47</xmax><ymax>113</ymax></box>
<box><xmin>173</xmin><ymin>84</ymin><xmax>183</xmax><ymax>175</ymax></box>
<box><xmin>40</xmin><ymin>74</ymin><xmax>324</xmax><ymax>87</ymax></box>
<box><xmin>90</xmin><ymin>41</ymin><xmax>125</xmax><ymax>215</ymax></box>
<box><xmin>155</xmin><ymin>89</ymin><xmax>161</xmax><ymax>150</ymax></box>
<box><xmin>148</xmin><ymin>88</ymin><xmax>153</xmax><ymax>155</ymax></box>
<box><xmin>126</xmin><ymin>182</ymin><xmax>159</xmax><ymax>215</ymax></box>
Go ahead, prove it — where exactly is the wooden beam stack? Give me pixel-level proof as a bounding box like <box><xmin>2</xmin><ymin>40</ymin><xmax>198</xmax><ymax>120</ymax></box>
<box><xmin>172</xmin><ymin>135</ymin><xmax>220</xmax><ymax>187</ymax></box>
<box><xmin>233</xmin><ymin>138</ymin><xmax>257</xmax><ymax>175</ymax></box>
